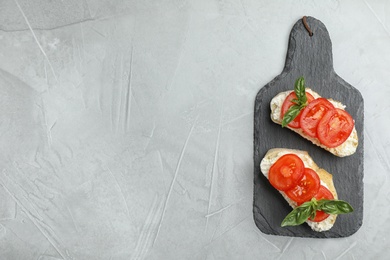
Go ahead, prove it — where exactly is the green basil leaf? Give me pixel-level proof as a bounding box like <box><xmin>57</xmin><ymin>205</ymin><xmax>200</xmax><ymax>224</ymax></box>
<box><xmin>317</xmin><ymin>199</ymin><xmax>354</xmax><ymax>215</ymax></box>
<box><xmin>294</xmin><ymin>77</ymin><xmax>307</xmax><ymax>104</ymax></box>
<box><xmin>281</xmin><ymin>105</ymin><xmax>301</xmax><ymax>127</ymax></box>
<box><xmin>310</xmin><ymin>210</ymin><xmax>317</xmax><ymax>220</ymax></box>
<box><xmin>281</xmin><ymin>201</ymin><xmax>315</xmax><ymax>227</ymax></box>
<box><xmin>281</xmin><ymin>198</ymin><xmax>354</xmax><ymax>228</ymax></box>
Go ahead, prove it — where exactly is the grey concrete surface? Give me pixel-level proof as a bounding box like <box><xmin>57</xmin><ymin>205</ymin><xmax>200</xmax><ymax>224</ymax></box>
<box><xmin>0</xmin><ymin>0</ymin><xmax>389</xmax><ymax>259</ymax></box>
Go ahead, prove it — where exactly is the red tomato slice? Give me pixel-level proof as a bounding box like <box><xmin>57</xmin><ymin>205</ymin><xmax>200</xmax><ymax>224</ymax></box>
<box><xmin>285</xmin><ymin>168</ymin><xmax>320</xmax><ymax>204</ymax></box>
<box><xmin>281</xmin><ymin>92</ymin><xmax>315</xmax><ymax>128</ymax></box>
<box><xmin>317</xmin><ymin>108</ymin><xmax>354</xmax><ymax>148</ymax></box>
<box><xmin>269</xmin><ymin>154</ymin><xmax>304</xmax><ymax>191</ymax></box>
<box><xmin>300</xmin><ymin>98</ymin><xmax>335</xmax><ymax>137</ymax></box>
<box><xmin>309</xmin><ymin>185</ymin><xmax>334</xmax><ymax>222</ymax></box>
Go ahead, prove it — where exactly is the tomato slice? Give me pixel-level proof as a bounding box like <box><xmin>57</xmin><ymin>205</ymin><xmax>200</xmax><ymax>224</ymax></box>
<box><xmin>317</xmin><ymin>108</ymin><xmax>354</xmax><ymax>148</ymax></box>
<box><xmin>269</xmin><ymin>154</ymin><xmax>304</xmax><ymax>191</ymax></box>
<box><xmin>300</xmin><ymin>98</ymin><xmax>335</xmax><ymax>137</ymax></box>
<box><xmin>285</xmin><ymin>168</ymin><xmax>320</xmax><ymax>204</ymax></box>
<box><xmin>309</xmin><ymin>185</ymin><xmax>334</xmax><ymax>222</ymax></box>
<box><xmin>281</xmin><ymin>92</ymin><xmax>315</xmax><ymax>128</ymax></box>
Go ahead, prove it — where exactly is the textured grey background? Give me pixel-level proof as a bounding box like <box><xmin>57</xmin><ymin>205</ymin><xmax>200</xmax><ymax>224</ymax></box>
<box><xmin>0</xmin><ymin>0</ymin><xmax>389</xmax><ymax>259</ymax></box>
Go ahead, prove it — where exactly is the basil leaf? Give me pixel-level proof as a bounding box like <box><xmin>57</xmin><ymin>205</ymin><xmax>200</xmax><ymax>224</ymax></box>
<box><xmin>310</xmin><ymin>210</ymin><xmax>317</xmax><ymax>220</ymax></box>
<box><xmin>291</xmin><ymin>98</ymin><xmax>300</xmax><ymax>104</ymax></box>
<box><xmin>294</xmin><ymin>77</ymin><xmax>307</xmax><ymax>104</ymax></box>
<box><xmin>281</xmin><ymin>77</ymin><xmax>310</xmax><ymax>127</ymax></box>
<box><xmin>281</xmin><ymin>105</ymin><xmax>301</xmax><ymax>127</ymax></box>
<box><xmin>280</xmin><ymin>198</ymin><xmax>353</xmax><ymax>228</ymax></box>
<box><xmin>317</xmin><ymin>199</ymin><xmax>354</xmax><ymax>215</ymax></box>
<box><xmin>281</xmin><ymin>201</ymin><xmax>314</xmax><ymax>227</ymax></box>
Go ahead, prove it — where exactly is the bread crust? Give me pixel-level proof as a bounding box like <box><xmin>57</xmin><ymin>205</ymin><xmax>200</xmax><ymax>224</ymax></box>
<box><xmin>260</xmin><ymin>148</ymin><xmax>338</xmax><ymax>232</ymax></box>
<box><xmin>270</xmin><ymin>89</ymin><xmax>358</xmax><ymax>157</ymax></box>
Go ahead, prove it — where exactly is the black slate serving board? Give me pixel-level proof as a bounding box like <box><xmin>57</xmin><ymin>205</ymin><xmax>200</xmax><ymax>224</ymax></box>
<box><xmin>253</xmin><ymin>17</ymin><xmax>364</xmax><ymax>238</ymax></box>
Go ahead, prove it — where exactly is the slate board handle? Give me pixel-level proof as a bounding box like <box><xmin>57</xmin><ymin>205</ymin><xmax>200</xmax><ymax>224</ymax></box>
<box><xmin>283</xmin><ymin>16</ymin><xmax>334</xmax><ymax>89</ymax></box>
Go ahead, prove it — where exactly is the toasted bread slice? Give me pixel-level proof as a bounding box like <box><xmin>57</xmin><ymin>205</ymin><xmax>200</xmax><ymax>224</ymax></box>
<box><xmin>270</xmin><ymin>89</ymin><xmax>358</xmax><ymax>157</ymax></box>
<box><xmin>260</xmin><ymin>148</ymin><xmax>337</xmax><ymax>232</ymax></box>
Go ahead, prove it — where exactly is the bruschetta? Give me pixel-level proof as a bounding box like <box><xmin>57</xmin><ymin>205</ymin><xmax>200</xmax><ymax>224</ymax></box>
<box><xmin>260</xmin><ymin>148</ymin><xmax>353</xmax><ymax>232</ymax></box>
<box><xmin>270</xmin><ymin>77</ymin><xmax>358</xmax><ymax>157</ymax></box>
